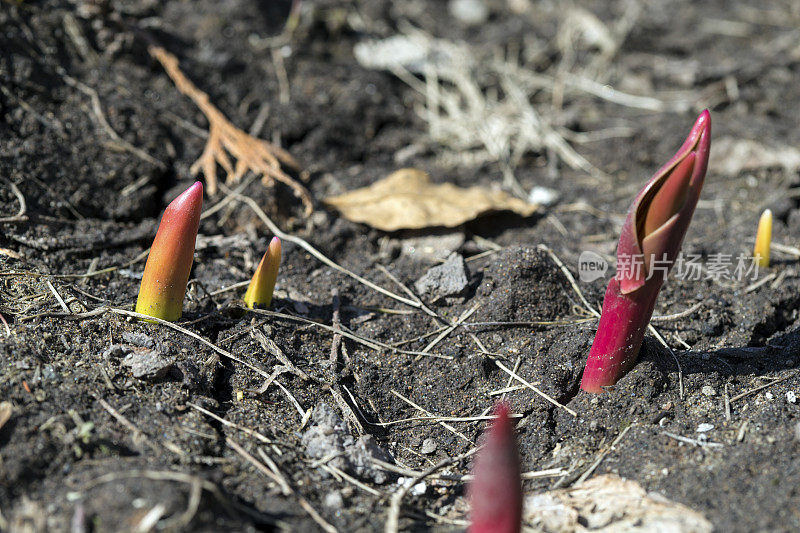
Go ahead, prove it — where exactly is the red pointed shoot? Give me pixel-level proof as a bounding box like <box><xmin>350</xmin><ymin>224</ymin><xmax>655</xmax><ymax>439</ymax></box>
<box><xmin>135</xmin><ymin>182</ymin><xmax>203</xmax><ymax>321</ymax></box>
<box><xmin>468</xmin><ymin>402</ymin><xmax>522</xmax><ymax>533</ymax></box>
<box><xmin>581</xmin><ymin>111</ymin><xmax>711</xmax><ymax>393</ymax></box>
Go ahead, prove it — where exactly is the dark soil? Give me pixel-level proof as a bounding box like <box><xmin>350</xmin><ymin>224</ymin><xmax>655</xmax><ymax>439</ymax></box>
<box><xmin>3</xmin><ymin>1</ymin><xmax>800</xmax><ymax>531</ymax></box>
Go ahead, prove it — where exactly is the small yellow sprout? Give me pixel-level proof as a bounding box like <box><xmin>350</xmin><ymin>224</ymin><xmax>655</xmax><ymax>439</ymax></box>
<box><xmin>244</xmin><ymin>237</ymin><xmax>282</xmax><ymax>309</ymax></box>
<box><xmin>754</xmin><ymin>209</ymin><xmax>772</xmax><ymax>268</ymax></box>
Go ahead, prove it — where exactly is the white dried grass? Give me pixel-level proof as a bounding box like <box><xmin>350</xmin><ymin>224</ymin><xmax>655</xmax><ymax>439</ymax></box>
<box><xmin>354</xmin><ymin>5</ymin><xmax>674</xmax><ymax>197</ymax></box>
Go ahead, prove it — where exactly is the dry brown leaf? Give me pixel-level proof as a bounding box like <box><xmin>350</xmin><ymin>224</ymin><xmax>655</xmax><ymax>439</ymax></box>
<box><xmin>0</xmin><ymin>401</ymin><xmax>12</xmax><ymax>432</ymax></box>
<box><xmin>524</xmin><ymin>474</ymin><xmax>712</xmax><ymax>532</ymax></box>
<box><xmin>323</xmin><ymin>168</ymin><xmax>538</xmax><ymax>231</ymax></box>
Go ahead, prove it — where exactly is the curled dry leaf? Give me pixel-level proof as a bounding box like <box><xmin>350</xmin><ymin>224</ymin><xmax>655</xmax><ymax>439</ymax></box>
<box><xmin>323</xmin><ymin>168</ymin><xmax>539</xmax><ymax>231</ymax></box>
<box><xmin>524</xmin><ymin>474</ymin><xmax>712</xmax><ymax>532</ymax></box>
<box><xmin>0</xmin><ymin>401</ymin><xmax>12</xmax><ymax>431</ymax></box>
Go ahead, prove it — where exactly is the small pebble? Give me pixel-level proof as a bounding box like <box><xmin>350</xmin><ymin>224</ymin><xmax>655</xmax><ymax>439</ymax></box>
<box><xmin>292</xmin><ymin>300</ymin><xmax>310</xmax><ymax>314</ymax></box>
<box><xmin>420</xmin><ymin>438</ymin><xmax>437</xmax><ymax>455</ymax></box>
<box><xmin>397</xmin><ymin>477</ymin><xmax>428</xmax><ymax>496</ymax></box>
<box><xmin>787</xmin><ymin>391</ymin><xmax>797</xmax><ymax>404</ymax></box>
<box><xmin>765</xmin><ymin>392</ymin><xmax>774</xmax><ymax>400</ymax></box>
<box><xmin>410</xmin><ymin>481</ymin><xmax>427</xmax><ymax>496</ymax></box>
<box><xmin>121</xmin><ymin>349</ymin><xmax>172</xmax><ymax>380</ymax></box>
<box><xmin>396</xmin><ymin>476</ymin><xmax>424</xmax><ymax>495</ymax></box>
<box><xmin>414</xmin><ymin>253</ymin><xmax>470</xmax><ymax>303</ymax></box>
<box><xmin>701</xmin><ymin>385</ymin><xmax>717</xmax><ymax>397</ymax></box>
<box><xmin>528</xmin><ymin>186</ymin><xmax>560</xmax><ymax>206</ymax></box>
<box><xmin>323</xmin><ymin>491</ymin><xmax>344</xmax><ymax>510</ymax></box>
<box><xmin>696</xmin><ymin>423</ymin><xmax>714</xmax><ymax>433</ymax></box>
<box><xmin>448</xmin><ymin>0</ymin><xmax>489</xmax><ymax>25</ymax></box>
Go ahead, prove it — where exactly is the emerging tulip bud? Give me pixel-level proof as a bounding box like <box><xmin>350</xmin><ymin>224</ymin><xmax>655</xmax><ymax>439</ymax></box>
<box><xmin>244</xmin><ymin>236</ymin><xmax>282</xmax><ymax>309</ymax></box>
<box><xmin>581</xmin><ymin>111</ymin><xmax>711</xmax><ymax>393</ymax></box>
<box><xmin>135</xmin><ymin>182</ymin><xmax>203</xmax><ymax>321</ymax></box>
<box><xmin>753</xmin><ymin>209</ymin><xmax>772</xmax><ymax>268</ymax></box>
<box><xmin>468</xmin><ymin>402</ymin><xmax>522</xmax><ymax>533</ymax></box>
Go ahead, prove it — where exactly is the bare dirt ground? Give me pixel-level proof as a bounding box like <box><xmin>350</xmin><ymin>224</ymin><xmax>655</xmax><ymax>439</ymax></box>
<box><xmin>3</xmin><ymin>0</ymin><xmax>800</xmax><ymax>531</ymax></box>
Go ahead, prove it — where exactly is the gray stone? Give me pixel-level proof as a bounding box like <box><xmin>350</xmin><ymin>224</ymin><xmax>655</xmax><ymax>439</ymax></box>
<box><xmin>103</xmin><ymin>334</ymin><xmax>172</xmax><ymax>380</ymax></box>
<box><xmin>420</xmin><ymin>438</ymin><xmax>437</xmax><ymax>455</ymax></box>
<box><xmin>302</xmin><ymin>404</ymin><xmax>349</xmax><ymax>472</ymax></box>
<box><xmin>401</xmin><ymin>232</ymin><xmax>465</xmax><ymax>263</ymax></box>
<box><xmin>414</xmin><ymin>252</ymin><xmax>470</xmax><ymax>303</ymax></box>
<box><xmin>101</xmin><ymin>344</ymin><xmax>127</xmax><ymax>360</ymax></box>
<box><xmin>349</xmin><ymin>435</ymin><xmax>394</xmax><ymax>483</ymax></box>
<box><xmin>175</xmin><ymin>359</ymin><xmax>203</xmax><ymax>390</ymax></box>
<box><xmin>121</xmin><ymin>349</ymin><xmax>172</xmax><ymax>380</ymax></box>
<box><xmin>302</xmin><ymin>403</ymin><xmax>395</xmax><ymax>484</ymax></box>
<box><xmin>121</xmin><ymin>332</ymin><xmax>157</xmax><ymax>350</ymax></box>
<box><xmin>701</xmin><ymin>385</ymin><xmax>716</xmax><ymax>397</ymax></box>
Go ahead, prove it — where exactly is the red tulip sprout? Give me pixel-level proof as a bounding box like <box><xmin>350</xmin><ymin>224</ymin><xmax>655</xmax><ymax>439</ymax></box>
<box><xmin>468</xmin><ymin>402</ymin><xmax>522</xmax><ymax>533</ymax></box>
<box><xmin>135</xmin><ymin>182</ymin><xmax>203</xmax><ymax>321</ymax></box>
<box><xmin>581</xmin><ymin>111</ymin><xmax>711</xmax><ymax>393</ymax></box>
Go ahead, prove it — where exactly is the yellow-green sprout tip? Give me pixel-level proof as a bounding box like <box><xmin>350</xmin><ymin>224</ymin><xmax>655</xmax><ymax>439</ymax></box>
<box><xmin>244</xmin><ymin>237</ymin><xmax>282</xmax><ymax>309</ymax></box>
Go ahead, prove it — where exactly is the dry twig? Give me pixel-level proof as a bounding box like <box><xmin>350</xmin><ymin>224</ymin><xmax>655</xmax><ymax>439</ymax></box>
<box><xmin>575</xmin><ymin>424</ymin><xmax>633</xmax><ymax>484</ymax></box>
<box><xmin>663</xmin><ymin>431</ymin><xmax>723</xmax><ymax>449</ymax></box>
<box><xmin>494</xmin><ymin>360</ymin><xmax>577</xmax><ymax>417</ymax></box>
<box><xmin>227</xmin><ymin>437</ymin><xmax>337</xmax><ymax>532</ymax></box>
<box><xmin>0</xmin><ymin>180</ymin><xmax>27</xmax><ymax>223</ymax></box>
<box><xmin>81</xmin><ymin>470</ymin><xmax>283</xmax><ymax>528</ymax></box>
<box><xmin>329</xmin><ymin>288</ymin><xmax>343</xmax><ymax>368</ymax></box>
<box><xmin>391</xmin><ymin>390</ymin><xmax>473</xmax><ymax>444</ymax></box>
<box><xmin>149</xmin><ymin>46</ymin><xmax>312</xmax><ymax>214</ymax></box>
<box><xmin>247</xmin><ymin>307</ymin><xmax>452</xmax><ymax>359</ymax></box>
<box><xmin>56</xmin><ymin>69</ymin><xmax>165</xmax><ymax>168</ymax></box>
<box><xmin>730</xmin><ymin>371</ymin><xmax>799</xmax><ymax>402</ymax></box>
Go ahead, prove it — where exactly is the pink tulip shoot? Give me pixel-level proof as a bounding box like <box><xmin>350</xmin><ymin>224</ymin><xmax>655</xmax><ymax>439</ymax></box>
<box><xmin>243</xmin><ymin>237</ymin><xmax>282</xmax><ymax>309</ymax></box>
<box><xmin>468</xmin><ymin>402</ymin><xmax>522</xmax><ymax>533</ymax></box>
<box><xmin>135</xmin><ymin>182</ymin><xmax>203</xmax><ymax>321</ymax></box>
<box><xmin>580</xmin><ymin>111</ymin><xmax>711</xmax><ymax>394</ymax></box>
